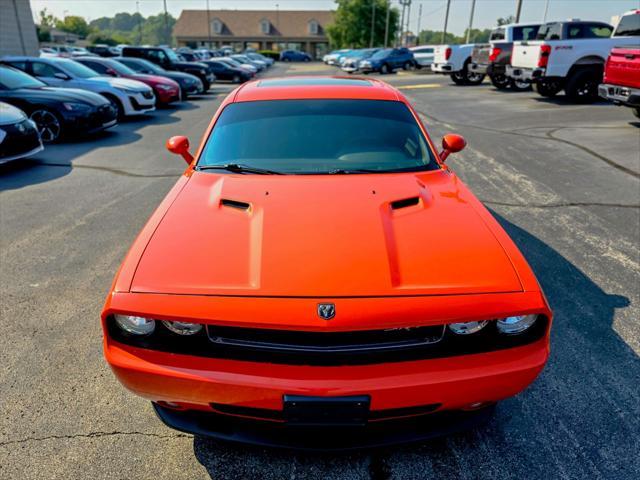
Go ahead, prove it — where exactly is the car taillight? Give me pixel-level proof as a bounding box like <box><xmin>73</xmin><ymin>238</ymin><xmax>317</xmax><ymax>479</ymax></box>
<box><xmin>445</xmin><ymin>47</ymin><xmax>452</xmax><ymax>60</ymax></box>
<box><xmin>538</xmin><ymin>45</ymin><xmax>551</xmax><ymax>68</ymax></box>
<box><xmin>489</xmin><ymin>47</ymin><xmax>502</xmax><ymax>63</ymax></box>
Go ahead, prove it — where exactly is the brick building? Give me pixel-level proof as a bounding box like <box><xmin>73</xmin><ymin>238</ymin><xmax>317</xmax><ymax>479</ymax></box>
<box><xmin>173</xmin><ymin>10</ymin><xmax>334</xmax><ymax>59</ymax></box>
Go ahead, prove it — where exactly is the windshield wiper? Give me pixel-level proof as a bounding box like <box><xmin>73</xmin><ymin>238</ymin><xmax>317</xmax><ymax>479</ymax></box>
<box><xmin>196</xmin><ymin>163</ymin><xmax>284</xmax><ymax>175</ymax></box>
<box><xmin>328</xmin><ymin>168</ymin><xmax>382</xmax><ymax>174</ymax></box>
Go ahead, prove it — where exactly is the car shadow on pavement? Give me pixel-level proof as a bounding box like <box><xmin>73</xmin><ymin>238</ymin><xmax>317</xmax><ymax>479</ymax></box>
<box><xmin>191</xmin><ymin>214</ymin><xmax>636</xmax><ymax>479</ymax></box>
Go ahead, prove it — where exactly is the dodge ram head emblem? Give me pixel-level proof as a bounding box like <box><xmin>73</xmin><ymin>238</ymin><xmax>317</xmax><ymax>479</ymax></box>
<box><xmin>317</xmin><ymin>303</ymin><xmax>335</xmax><ymax>320</ymax></box>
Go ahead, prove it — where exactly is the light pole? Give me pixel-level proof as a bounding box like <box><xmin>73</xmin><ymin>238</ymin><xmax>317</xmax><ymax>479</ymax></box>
<box><xmin>416</xmin><ymin>3</ymin><xmax>422</xmax><ymax>45</ymax></box>
<box><xmin>370</xmin><ymin>0</ymin><xmax>376</xmax><ymax>48</ymax></box>
<box><xmin>466</xmin><ymin>0</ymin><xmax>476</xmax><ymax>44</ymax></box>
<box><xmin>163</xmin><ymin>0</ymin><xmax>170</xmax><ymax>46</ymax></box>
<box><xmin>206</xmin><ymin>0</ymin><xmax>212</xmax><ymax>48</ymax></box>
<box><xmin>441</xmin><ymin>0</ymin><xmax>451</xmax><ymax>44</ymax></box>
<box><xmin>543</xmin><ymin>0</ymin><xmax>550</xmax><ymax>22</ymax></box>
<box><xmin>384</xmin><ymin>1</ymin><xmax>390</xmax><ymax>47</ymax></box>
<box><xmin>136</xmin><ymin>1</ymin><xmax>142</xmax><ymax>45</ymax></box>
<box><xmin>515</xmin><ymin>0</ymin><xmax>523</xmax><ymax>23</ymax></box>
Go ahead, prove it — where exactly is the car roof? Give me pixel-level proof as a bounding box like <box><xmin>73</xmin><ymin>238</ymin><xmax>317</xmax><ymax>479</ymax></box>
<box><xmin>232</xmin><ymin>76</ymin><xmax>401</xmax><ymax>103</ymax></box>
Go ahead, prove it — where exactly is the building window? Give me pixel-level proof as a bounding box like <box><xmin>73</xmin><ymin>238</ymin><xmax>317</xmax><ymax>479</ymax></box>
<box><xmin>308</xmin><ymin>20</ymin><xmax>319</xmax><ymax>35</ymax></box>
<box><xmin>212</xmin><ymin>18</ymin><xmax>223</xmax><ymax>35</ymax></box>
<box><xmin>260</xmin><ymin>19</ymin><xmax>271</xmax><ymax>34</ymax></box>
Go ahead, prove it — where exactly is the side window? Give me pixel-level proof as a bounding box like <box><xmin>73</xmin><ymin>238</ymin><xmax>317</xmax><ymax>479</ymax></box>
<box><xmin>568</xmin><ymin>25</ymin><xmax>583</xmax><ymax>39</ymax></box>
<box><xmin>547</xmin><ymin>23</ymin><xmax>563</xmax><ymax>40</ymax></box>
<box><xmin>514</xmin><ymin>26</ymin><xmax>538</xmax><ymax>41</ymax></box>
<box><xmin>584</xmin><ymin>24</ymin><xmax>613</xmax><ymax>38</ymax></box>
<box><xmin>6</xmin><ymin>61</ymin><xmax>27</xmax><ymax>71</ymax></box>
<box><xmin>83</xmin><ymin>61</ymin><xmax>108</xmax><ymax>74</ymax></box>
<box><xmin>31</xmin><ymin>62</ymin><xmax>60</xmax><ymax>78</ymax></box>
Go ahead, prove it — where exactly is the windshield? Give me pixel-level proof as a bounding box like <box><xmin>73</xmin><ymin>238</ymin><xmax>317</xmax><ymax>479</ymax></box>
<box><xmin>125</xmin><ymin>58</ymin><xmax>164</xmax><ymax>73</ymax></box>
<box><xmin>57</xmin><ymin>59</ymin><xmax>99</xmax><ymax>78</ymax></box>
<box><xmin>490</xmin><ymin>28</ymin><xmax>505</xmax><ymax>41</ymax></box>
<box><xmin>164</xmin><ymin>48</ymin><xmax>180</xmax><ymax>62</ymax></box>
<box><xmin>198</xmin><ymin>99</ymin><xmax>438</xmax><ymax>174</ymax></box>
<box><xmin>614</xmin><ymin>13</ymin><xmax>640</xmax><ymax>36</ymax></box>
<box><xmin>104</xmin><ymin>59</ymin><xmax>136</xmax><ymax>75</ymax></box>
<box><xmin>371</xmin><ymin>49</ymin><xmax>391</xmax><ymax>60</ymax></box>
<box><xmin>0</xmin><ymin>67</ymin><xmax>46</xmax><ymax>89</ymax></box>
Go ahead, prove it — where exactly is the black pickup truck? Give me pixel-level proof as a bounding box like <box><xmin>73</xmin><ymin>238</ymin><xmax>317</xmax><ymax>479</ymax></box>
<box><xmin>470</xmin><ymin>23</ymin><xmax>540</xmax><ymax>91</ymax></box>
<box><xmin>121</xmin><ymin>47</ymin><xmax>215</xmax><ymax>91</ymax></box>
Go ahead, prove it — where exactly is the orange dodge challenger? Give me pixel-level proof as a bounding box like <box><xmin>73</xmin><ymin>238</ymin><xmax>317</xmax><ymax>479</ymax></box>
<box><xmin>102</xmin><ymin>77</ymin><xmax>552</xmax><ymax>450</ymax></box>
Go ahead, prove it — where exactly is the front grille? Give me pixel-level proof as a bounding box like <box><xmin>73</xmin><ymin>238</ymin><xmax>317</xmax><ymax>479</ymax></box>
<box><xmin>107</xmin><ymin>316</ymin><xmax>549</xmax><ymax>366</ymax></box>
<box><xmin>0</xmin><ymin>120</ymin><xmax>41</xmax><ymax>158</ymax></box>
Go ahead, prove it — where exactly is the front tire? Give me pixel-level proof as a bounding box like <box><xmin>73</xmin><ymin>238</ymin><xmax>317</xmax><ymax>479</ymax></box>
<box><xmin>466</xmin><ymin>71</ymin><xmax>486</xmax><ymax>85</ymax></box>
<box><xmin>403</xmin><ymin>61</ymin><xmax>414</xmax><ymax>71</ymax></box>
<box><xmin>565</xmin><ymin>69</ymin><xmax>600</xmax><ymax>103</ymax></box>
<box><xmin>511</xmin><ymin>78</ymin><xmax>532</xmax><ymax>91</ymax></box>
<box><xmin>380</xmin><ymin>63</ymin><xmax>390</xmax><ymax>74</ymax></box>
<box><xmin>534</xmin><ymin>80</ymin><xmax>562</xmax><ymax>97</ymax></box>
<box><xmin>632</xmin><ymin>107</ymin><xmax>640</xmax><ymax>120</ymax></box>
<box><xmin>232</xmin><ymin>74</ymin><xmax>241</xmax><ymax>83</ymax></box>
<box><xmin>450</xmin><ymin>71</ymin><xmax>467</xmax><ymax>85</ymax></box>
<box><xmin>29</xmin><ymin>108</ymin><xmax>63</xmax><ymax>143</ymax></box>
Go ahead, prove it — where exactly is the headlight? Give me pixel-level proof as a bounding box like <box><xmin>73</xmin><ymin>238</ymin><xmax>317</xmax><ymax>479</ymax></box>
<box><xmin>157</xmin><ymin>84</ymin><xmax>174</xmax><ymax>91</ymax></box>
<box><xmin>114</xmin><ymin>314</ymin><xmax>155</xmax><ymax>335</ymax></box>
<box><xmin>63</xmin><ymin>102</ymin><xmax>91</xmax><ymax>112</ymax></box>
<box><xmin>0</xmin><ymin>128</ymin><xmax>6</xmax><ymax>144</ymax></box>
<box><xmin>162</xmin><ymin>320</ymin><xmax>202</xmax><ymax>336</ymax></box>
<box><xmin>448</xmin><ymin>320</ymin><xmax>489</xmax><ymax>335</ymax></box>
<box><xmin>497</xmin><ymin>314</ymin><xmax>538</xmax><ymax>334</ymax></box>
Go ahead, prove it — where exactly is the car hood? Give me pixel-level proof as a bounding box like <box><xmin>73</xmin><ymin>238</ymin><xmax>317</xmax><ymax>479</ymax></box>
<box><xmin>86</xmin><ymin>76</ymin><xmax>150</xmax><ymax>92</ymax></box>
<box><xmin>0</xmin><ymin>102</ymin><xmax>27</xmax><ymax>124</ymax></box>
<box><xmin>131</xmin><ymin>171</ymin><xmax>523</xmax><ymax>297</ymax></box>
<box><xmin>130</xmin><ymin>73</ymin><xmax>179</xmax><ymax>86</ymax></box>
<box><xmin>17</xmin><ymin>87</ymin><xmax>109</xmax><ymax>106</ymax></box>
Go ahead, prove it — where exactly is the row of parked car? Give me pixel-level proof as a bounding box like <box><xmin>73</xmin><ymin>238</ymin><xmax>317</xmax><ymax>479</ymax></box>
<box><xmin>0</xmin><ymin>46</ymin><xmax>275</xmax><ymax>164</ymax></box>
<box><xmin>427</xmin><ymin>9</ymin><xmax>639</xmax><ymax>117</ymax></box>
<box><xmin>323</xmin><ymin>47</ymin><xmax>432</xmax><ymax>74</ymax></box>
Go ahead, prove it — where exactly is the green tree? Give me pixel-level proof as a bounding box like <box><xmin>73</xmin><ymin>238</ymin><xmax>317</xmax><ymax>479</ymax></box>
<box><xmin>89</xmin><ymin>17</ymin><xmax>113</xmax><ymax>31</ymax></box>
<box><xmin>36</xmin><ymin>25</ymin><xmax>51</xmax><ymax>42</ymax></box>
<box><xmin>38</xmin><ymin>8</ymin><xmax>58</xmax><ymax>28</ymax></box>
<box><xmin>56</xmin><ymin>16</ymin><xmax>91</xmax><ymax>38</ymax></box>
<box><xmin>463</xmin><ymin>28</ymin><xmax>492</xmax><ymax>43</ymax></box>
<box><xmin>140</xmin><ymin>13</ymin><xmax>176</xmax><ymax>46</ymax></box>
<box><xmin>418</xmin><ymin>30</ymin><xmax>459</xmax><ymax>45</ymax></box>
<box><xmin>327</xmin><ymin>0</ymin><xmax>399</xmax><ymax>49</ymax></box>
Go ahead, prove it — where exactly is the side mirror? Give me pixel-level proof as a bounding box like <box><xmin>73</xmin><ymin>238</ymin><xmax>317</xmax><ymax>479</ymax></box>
<box><xmin>166</xmin><ymin>135</ymin><xmax>194</xmax><ymax>164</ymax></box>
<box><xmin>440</xmin><ymin>133</ymin><xmax>466</xmax><ymax>162</ymax></box>
<box><xmin>53</xmin><ymin>72</ymin><xmax>69</xmax><ymax>80</ymax></box>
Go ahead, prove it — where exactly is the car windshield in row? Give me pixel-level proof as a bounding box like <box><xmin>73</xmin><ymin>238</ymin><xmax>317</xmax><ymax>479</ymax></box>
<box><xmin>371</xmin><ymin>49</ymin><xmax>392</xmax><ymax>60</ymax></box>
<box><xmin>57</xmin><ymin>59</ymin><xmax>100</xmax><ymax>78</ymax></box>
<box><xmin>198</xmin><ymin>99</ymin><xmax>438</xmax><ymax>174</ymax></box>
<box><xmin>0</xmin><ymin>67</ymin><xmax>46</xmax><ymax>90</ymax></box>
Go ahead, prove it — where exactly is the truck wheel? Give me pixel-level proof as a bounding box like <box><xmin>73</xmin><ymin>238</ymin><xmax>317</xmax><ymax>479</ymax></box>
<box><xmin>511</xmin><ymin>79</ymin><xmax>532</xmax><ymax>92</ymax></box>
<box><xmin>466</xmin><ymin>70</ymin><xmax>485</xmax><ymax>86</ymax></box>
<box><xmin>565</xmin><ymin>69</ymin><xmax>600</xmax><ymax>103</ymax></box>
<box><xmin>534</xmin><ymin>80</ymin><xmax>562</xmax><ymax>97</ymax></box>
<box><xmin>450</xmin><ymin>71</ymin><xmax>466</xmax><ymax>85</ymax></box>
<box><xmin>633</xmin><ymin>108</ymin><xmax>640</xmax><ymax>120</ymax></box>
<box><xmin>490</xmin><ymin>74</ymin><xmax>511</xmax><ymax>90</ymax></box>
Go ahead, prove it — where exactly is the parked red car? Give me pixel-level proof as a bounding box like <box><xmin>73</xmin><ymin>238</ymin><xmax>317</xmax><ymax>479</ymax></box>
<box><xmin>76</xmin><ymin>57</ymin><xmax>181</xmax><ymax>105</ymax></box>
<box><xmin>599</xmin><ymin>47</ymin><xmax>640</xmax><ymax>118</ymax></box>
<box><xmin>101</xmin><ymin>77</ymin><xmax>552</xmax><ymax>450</ymax></box>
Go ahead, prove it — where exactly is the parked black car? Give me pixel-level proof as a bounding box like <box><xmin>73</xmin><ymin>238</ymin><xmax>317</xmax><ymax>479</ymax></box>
<box><xmin>199</xmin><ymin>59</ymin><xmax>252</xmax><ymax>83</ymax></box>
<box><xmin>121</xmin><ymin>47</ymin><xmax>215</xmax><ymax>91</ymax></box>
<box><xmin>0</xmin><ymin>102</ymin><xmax>43</xmax><ymax>163</ymax></box>
<box><xmin>87</xmin><ymin>45</ymin><xmax>120</xmax><ymax>57</ymax></box>
<box><xmin>115</xmin><ymin>57</ymin><xmax>204</xmax><ymax>98</ymax></box>
<box><xmin>0</xmin><ymin>65</ymin><xmax>117</xmax><ymax>142</ymax></box>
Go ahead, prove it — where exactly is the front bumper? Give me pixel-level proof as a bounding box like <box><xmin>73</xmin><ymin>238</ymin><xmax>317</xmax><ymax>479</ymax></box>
<box><xmin>431</xmin><ymin>63</ymin><xmax>454</xmax><ymax>73</ymax></box>
<box><xmin>155</xmin><ymin>87</ymin><xmax>181</xmax><ymax>104</ymax></box>
<box><xmin>506</xmin><ymin>66</ymin><xmax>544</xmax><ymax>82</ymax></box>
<box><xmin>598</xmin><ymin>83</ymin><xmax>640</xmax><ymax>107</ymax></box>
<box><xmin>153</xmin><ymin>401</ymin><xmax>495</xmax><ymax>451</ymax></box>
<box><xmin>61</xmin><ymin>104</ymin><xmax>118</xmax><ymax>134</ymax></box>
<box><xmin>122</xmin><ymin>91</ymin><xmax>156</xmax><ymax>116</ymax></box>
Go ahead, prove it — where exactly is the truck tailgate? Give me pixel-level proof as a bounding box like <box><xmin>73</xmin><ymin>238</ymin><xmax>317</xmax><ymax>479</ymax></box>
<box><xmin>605</xmin><ymin>48</ymin><xmax>640</xmax><ymax>89</ymax></box>
<box><xmin>511</xmin><ymin>42</ymin><xmax>541</xmax><ymax>69</ymax></box>
<box><xmin>433</xmin><ymin>46</ymin><xmax>450</xmax><ymax>64</ymax></box>
<box><xmin>472</xmin><ymin>44</ymin><xmax>490</xmax><ymax>64</ymax></box>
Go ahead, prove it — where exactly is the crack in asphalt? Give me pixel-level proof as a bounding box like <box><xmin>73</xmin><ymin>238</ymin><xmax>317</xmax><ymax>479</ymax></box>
<box><xmin>482</xmin><ymin>200</ymin><xmax>640</xmax><ymax>209</ymax></box>
<box><xmin>34</xmin><ymin>161</ymin><xmax>181</xmax><ymax>178</ymax></box>
<box><xmin>415</xmin><ymin>110</ymin><xmax>640</xmax><ymax>179</ymax></box>
<box><xmin>0</xmin><ymin>430</ymin><xmax>190</xmax><ymax>447</ymax></box>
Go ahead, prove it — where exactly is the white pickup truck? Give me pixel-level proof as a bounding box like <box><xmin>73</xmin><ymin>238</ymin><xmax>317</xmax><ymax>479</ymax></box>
<box><xmin>507</xmin><ymin>11</ymin><xmax>640</xmax><ymax>102</ymax></box>
<box><xmin>431</xmin><ymin>44</ymin><xmax>485</xmax><ymax>85</ymax></box>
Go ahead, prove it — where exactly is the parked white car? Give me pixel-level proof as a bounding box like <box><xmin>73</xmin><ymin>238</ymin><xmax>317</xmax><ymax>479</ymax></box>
<box><xmin>323</xmin><ymin>49</ymin><xmax>350</xmax><ymax>65</ymax></box>
<box><xmin>410</xmin><ymin>45</ymin><xmax>437</xmax><ymax>69</ymax></box>
<box><xmin>2</xmin><ymin>57</ymin><xmax>155</xmax><ymax>117</ymax></box>
<box><xmin>507</xmin><ymin>11</ymin><xmax>640</xmax><ymax>101</ymax></box>
<box><xmin>431</xmin><ymin>44</ymin><xmax>485</xmax><ymax>85</ymax></box>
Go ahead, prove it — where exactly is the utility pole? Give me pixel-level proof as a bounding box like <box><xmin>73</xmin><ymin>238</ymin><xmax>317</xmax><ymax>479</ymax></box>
<box><xmin>163</xmin><ymin>0</ymin><xmax>169</xmax><ymax>46</ymax></box>
<box><xmin>206</xmin><ymin>0</ymin><xmax>212</xmax><ymax>48</ymax></box>
<box><xmin>384</xmin><ymin>0</ymin><xmax>390</xmax><ymax>48</ymax></box>
<box><xmin>416</xmin><ymin>3</ymin><xmax>422</xmax><ymax>45</ymax></box>
<box><xmin>465</xmin><ymin>0</ymin><xmax>476</xmax><ymax>43</ymax></box>
<box><xmin>543</xmin><ymin>0</ymin><xmax>550</xmax><ymax>22</ymax></box>
<box><xmin>515</xmin><ymin>0</ymin><xmax>523</xmax><ymax>23</ymax></box>
<box><xmin>136</xmin><ymin>1</ymin><xmax>142</xmax><ymax>45</ymax></box>
<box><xmin>441</xmin><ymin>0</ymin><xmax>451</xmax><ymax>44</ymax></box>
<box><xmin>405</xmin><ymin>0</ymin><xmax>412</xmax><ymax>47</ymax></box>
<box><xmin>398</xmin><ymin>1</ymin><xmax>406</xmax><ymax>47</ymax></box>
<box><xmin>370</xmin><ymin>0</ymin><xmax>376</xmax><ymax>48</ymax></box>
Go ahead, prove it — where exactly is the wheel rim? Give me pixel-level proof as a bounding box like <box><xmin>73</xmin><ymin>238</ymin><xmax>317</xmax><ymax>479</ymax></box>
<box><xmin>467</xmin><ymin>72</ymin><xmax>483</xmax><ymax>82</ymax></box>
<box><xmin>493</xmin><ymin>74</ymin><xmax>509</xmax><ymax>87</ymax></box>
<box><xmin>381</xmin><ymin>65</ymin><xmax>388</xmax><ymax>73</ymax></box>
<box><xmin>514</xmin><ymin>80</ymin><xmax>529</xmax><ymax>89</ymax></box>
<box><xmin>233</xmin><ymin>75</ymin><xmax>240</xmax><ymax>83</ymax></box>
<box><xmin>30</xmin><ymin>110</ymin><xmax>61</xmax><ymax>142</ymax></box>
<box><xmin>452</xmin><ymin>71</ymin><xmax>465</xmax><ymax>80</ymax></box>
<box><xmin>577</xmin><ymin>79</ymin><xmax>596</xmax><ymax>97</ymax></box>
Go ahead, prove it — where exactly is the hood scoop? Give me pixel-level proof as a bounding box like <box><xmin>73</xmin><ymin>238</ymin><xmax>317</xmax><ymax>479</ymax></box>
<box><xmin>221</xmin><ymin>198</ymin><xmax>251</xmax><ymax>211</ymax></box>
<box><xmin>390</xmin><ymin>196</ymin><xmax>421</xmax><ymax>210</ymax></box>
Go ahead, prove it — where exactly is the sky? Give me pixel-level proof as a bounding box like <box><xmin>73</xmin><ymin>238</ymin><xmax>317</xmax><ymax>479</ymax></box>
<box><xmin>29</xmin><ymin>0</ymin><xmax>639</xmax><ymax>36</ymax></box>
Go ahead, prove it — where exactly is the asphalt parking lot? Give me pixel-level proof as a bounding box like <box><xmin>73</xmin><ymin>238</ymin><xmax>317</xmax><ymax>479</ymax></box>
<box><xmin>1</xmin><ymin>62</ymin><xmax>638</xmax><ymax>480</ymax></box>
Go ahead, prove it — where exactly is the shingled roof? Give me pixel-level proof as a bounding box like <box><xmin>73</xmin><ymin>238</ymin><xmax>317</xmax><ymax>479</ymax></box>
<box><xmin>174</xmin><ymin>10</ymin><xmax>335</xmax><ymax>39</ymax></box>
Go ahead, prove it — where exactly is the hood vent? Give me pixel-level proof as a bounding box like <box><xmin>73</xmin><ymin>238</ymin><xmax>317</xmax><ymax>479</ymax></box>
<box><xmin>390</xmin><ymin>196</ymin><xmax>420</xmax><ymax>210</ymax></box>
<box><xmin>221</xmin><ymin>199</ymin><xmax>251</xmax><ymax>211</ymax></box>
